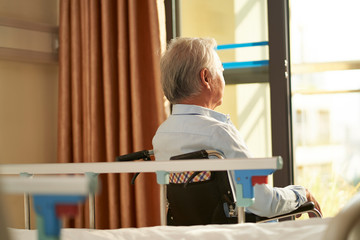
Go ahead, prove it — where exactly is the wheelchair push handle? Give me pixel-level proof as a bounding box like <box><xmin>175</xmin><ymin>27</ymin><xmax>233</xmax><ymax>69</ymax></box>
<box><xmin>116</xmin><ymin>150</ymin><xmax>153</xmax><ymax>161</ymax></box>
<box><xmin>115</xmin><ymin>150</ymin><xmax>154</xmax><ymax>184</ymax></box>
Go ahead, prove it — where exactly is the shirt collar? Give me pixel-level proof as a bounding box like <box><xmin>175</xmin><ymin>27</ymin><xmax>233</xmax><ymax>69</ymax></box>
<box><xmin>172</xmin><ymin>104</ymin><xmax>230</xmax><ymax>123</ymax></box>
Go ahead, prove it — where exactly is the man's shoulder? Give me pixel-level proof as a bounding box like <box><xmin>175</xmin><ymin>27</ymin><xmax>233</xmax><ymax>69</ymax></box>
<box><xmin>156</xmin><ymin>114</ymin><xmax>230</xmax><ymax>133</ymax></box>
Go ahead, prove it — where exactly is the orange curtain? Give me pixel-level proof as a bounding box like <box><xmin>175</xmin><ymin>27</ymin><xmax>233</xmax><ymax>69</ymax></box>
<box><xmin>58</xmin><ymin>0</ymin><xmax>166</xmax><ymax>229</ymax></box>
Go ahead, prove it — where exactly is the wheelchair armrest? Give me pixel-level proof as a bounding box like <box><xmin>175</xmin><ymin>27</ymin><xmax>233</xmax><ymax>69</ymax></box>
<box><xmin>246</xmin><ymin>202</ymin><xmax>322</xmax><ymax>223</ymax></box>
<box><xmin>170</xmin><ymin>150</ymin><xmax>209</xmax><ymax>160</ymax></box>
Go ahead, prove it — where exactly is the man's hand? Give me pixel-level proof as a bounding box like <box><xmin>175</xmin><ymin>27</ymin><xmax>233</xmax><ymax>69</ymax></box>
<box><xmin>306</xmin><ymin>188</ymin><xmax>322</xmax><ymax>217</ymax></box>
<box><xmin>296</xmin><ymin>188</ymin><xmax>322</xmax><ymax>218</ymax></box>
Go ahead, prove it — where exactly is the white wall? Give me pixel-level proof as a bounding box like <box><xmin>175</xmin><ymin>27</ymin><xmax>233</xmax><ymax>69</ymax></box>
<box><xmin>0</xmin><ymin>0</ymin><xmax>59</xmax><ymax>228</ymax></box>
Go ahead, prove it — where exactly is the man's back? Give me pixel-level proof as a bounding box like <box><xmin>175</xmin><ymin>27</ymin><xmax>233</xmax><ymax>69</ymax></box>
<box><xmin>153</xmin><ymin>104</ymin><xmax>250</xmax><ymax>161</ymax></box>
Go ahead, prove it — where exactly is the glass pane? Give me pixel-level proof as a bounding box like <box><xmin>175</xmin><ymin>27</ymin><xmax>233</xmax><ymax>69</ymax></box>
<box><xmin>292</xmin><ymin>72</ymin><xmax>360</xmax><ymax>217</ymax></box>
<box><xmin>290</xmin><ymin>0</ymin><xmax>360</xmax><ymax>218</ymax></box>
<box><xmin>179</xmin><ymin>0</ymin><xmax>269</xmax><ymax>63</ymax></box>
<box><xmin>290</xmin><ymin>0</ymin><xmax>360</xmax><ymax>63</ymax></box>
<box><xmin>179</xmin><ymin>0</ymin><xmax>272</xmax><ymax>157</ymax></box>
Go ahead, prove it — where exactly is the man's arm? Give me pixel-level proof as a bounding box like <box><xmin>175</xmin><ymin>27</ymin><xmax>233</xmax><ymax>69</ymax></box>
<box><xmin>246</xmin><ymin>184</ymin><xmax>307</xmax><ymax>218</ymax></box>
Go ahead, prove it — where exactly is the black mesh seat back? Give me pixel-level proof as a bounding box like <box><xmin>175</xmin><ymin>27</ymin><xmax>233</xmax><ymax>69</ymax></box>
<box><xmin>167</xmin><ymin>171</ymin><xmax>236</xmax><ymax>226</ymax></box>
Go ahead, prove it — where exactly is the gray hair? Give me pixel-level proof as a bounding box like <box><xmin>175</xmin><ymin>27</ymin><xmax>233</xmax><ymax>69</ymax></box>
<box><xmin>160</xmin><ymin>37</ymin><xmax>218</xmax><ymax>103</ymax></box>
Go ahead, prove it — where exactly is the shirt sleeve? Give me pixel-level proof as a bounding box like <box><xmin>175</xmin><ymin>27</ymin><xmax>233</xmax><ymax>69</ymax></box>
<box><xmin>246</xmin><ymin>184</ymin><xmax>307</xmax><ymax>217</ymax></box>
<box><xmin>213</xmin><ymin>122</ymin><xmax>308</xmax><ymax>217</ymax></box>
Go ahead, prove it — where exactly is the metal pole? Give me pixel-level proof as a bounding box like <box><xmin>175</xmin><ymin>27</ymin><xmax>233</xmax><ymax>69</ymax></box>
<box><xmin>20</xmin><ymin>172</ymin><xmax>32</xmax><ymax>229</ymax></box>
<box><xmin>88</xmin><ymin>192</ymin><xmax>95</xmax><ymax>229</ymax></box>
<box><xmin>85</xmin><ymin>172</ymin><xmax>98</xmax><ymax>229</ymax></box>
<box><xmin>159</xmin><ymin>184</ymin><xmax>167</xmax><ymax>226</ymax></box>
<box><xmin>23</xmin><ymin>193</ymin><xmax>31</xmax><ymax>229</ymax></box>
<box><xmin>237</xmin><ymin>207</ymin><xmax>245</xmax><ymax>224</ymax></box>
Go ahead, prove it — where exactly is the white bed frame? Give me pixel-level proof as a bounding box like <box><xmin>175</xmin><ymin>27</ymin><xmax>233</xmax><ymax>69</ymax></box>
<box><xmin>0</xmin><ymin>157</ymin><xmax>281</xmax><ymax>229</ymax></box>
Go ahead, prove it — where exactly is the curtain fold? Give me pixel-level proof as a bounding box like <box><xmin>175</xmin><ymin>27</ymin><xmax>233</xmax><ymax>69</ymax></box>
<box><xmin>58</xmin><ymin>0</ymin><xmax>166</xmax><ymax>229</ymax></box>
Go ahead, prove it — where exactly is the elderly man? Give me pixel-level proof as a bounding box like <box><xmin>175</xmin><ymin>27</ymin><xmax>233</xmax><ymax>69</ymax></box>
<box><xmin>152</xmin><ymin>37</ymin><xmax>321</xmax><ymax>221</ymax></box>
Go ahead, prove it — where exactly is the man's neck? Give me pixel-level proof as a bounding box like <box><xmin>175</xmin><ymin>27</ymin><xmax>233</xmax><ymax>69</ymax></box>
<box><xmin>178</xmin><ymin>96</ymin><xmax>215</xmax><ymax>110</ymax></box>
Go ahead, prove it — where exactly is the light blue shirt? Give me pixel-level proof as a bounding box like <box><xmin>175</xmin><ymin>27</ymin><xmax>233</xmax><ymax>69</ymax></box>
<box><xmin>152</xmin><ymin>104</ymin><xmax>307</xmax><ymax>217</ymax></box>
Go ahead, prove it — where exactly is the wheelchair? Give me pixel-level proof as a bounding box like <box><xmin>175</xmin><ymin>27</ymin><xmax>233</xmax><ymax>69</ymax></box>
<box><xmin>116</xmin><ymin>149</ymin><xmax>322</xmax><ymax>225</ymax></box>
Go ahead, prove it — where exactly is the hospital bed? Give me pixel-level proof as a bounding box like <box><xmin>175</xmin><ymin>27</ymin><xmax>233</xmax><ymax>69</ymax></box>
<box><xmin>1</xmin><ymin>155</ymin><xmax>359</xmax><ymax>240</ymax></box>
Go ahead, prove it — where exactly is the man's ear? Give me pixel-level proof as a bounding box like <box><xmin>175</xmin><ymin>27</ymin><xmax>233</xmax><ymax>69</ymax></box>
<box><xmin>200</xmin><ymin>68</ymin><xmax>211</xmax><ymax>89</ymax></box>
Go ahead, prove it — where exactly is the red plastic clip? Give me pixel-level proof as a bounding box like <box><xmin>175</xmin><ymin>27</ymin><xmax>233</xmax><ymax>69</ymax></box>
<box><xmin>56</xmin><ymin>204</ymin><xmax>79</xmax><ymax>217</ymax></box>
<box><xmin>252</xmin><ymin>176</ymin><xmax>268</xmax><ymax>186</ymax></box>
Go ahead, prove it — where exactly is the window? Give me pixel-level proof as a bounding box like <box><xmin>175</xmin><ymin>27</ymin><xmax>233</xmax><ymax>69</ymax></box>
<box><xmin>290</xmin><ymin>0</ymin><xmax>360</xmax><ymax>217</ymax></box>
<box><xmin>177</xmin><ymin>0</ymin><xmax>272</xmax><ymax>157</ymax></box>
